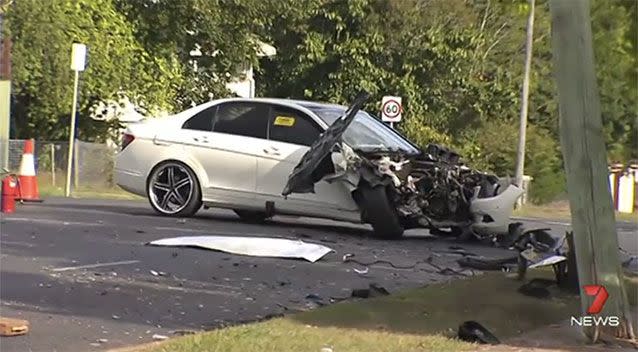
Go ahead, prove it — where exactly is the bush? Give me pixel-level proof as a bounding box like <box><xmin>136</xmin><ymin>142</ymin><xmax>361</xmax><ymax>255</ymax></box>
<box><xmin>467</xmin><ymin>119</ymin><xmax>565</xmax><ymax>204</ymax></box>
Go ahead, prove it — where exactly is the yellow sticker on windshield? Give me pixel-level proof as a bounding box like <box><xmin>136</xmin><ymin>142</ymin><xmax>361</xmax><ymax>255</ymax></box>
<box><xmin>274</xmin><ymin>116</ymin><xmax>296</xmax><ymax>127</ymax></box>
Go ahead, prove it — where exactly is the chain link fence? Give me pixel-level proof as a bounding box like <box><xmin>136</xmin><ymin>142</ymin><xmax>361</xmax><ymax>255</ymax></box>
<box><xmin>8</xmin><ymin>139</ymin><xmax>118</xmax><ymax>193</ymax></box>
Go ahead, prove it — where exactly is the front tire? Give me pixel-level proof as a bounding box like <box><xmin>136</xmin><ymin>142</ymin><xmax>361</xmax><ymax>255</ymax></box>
<box><xmin>357</xmin><ymin>184</ymin><xmax>404</xmax><ymax>239</ymax></box>
<box><xmin>147</xmin><ymin>161</ymin><xmax>202</xmax><ymax>217</ymax></box>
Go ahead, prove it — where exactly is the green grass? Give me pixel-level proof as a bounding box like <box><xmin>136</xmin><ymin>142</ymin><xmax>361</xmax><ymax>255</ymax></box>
<box><xmin>36</xmin><ymin>173</ymin><xmax>142</xmax><ymax>200</ymax></box>
<box><xmin>114</xmin><ymin>271</ymin><xmax>588</xmax><ymax>352</ymax></box>
<box><xmin>120</xmin><ymin>319</ymin><xmax>471</xmax><ymax>352</ymax></box>
<box><xmin>515</xmin><ymin>201</ymin><xmax>637</xmax><ymax>223</ymax></box>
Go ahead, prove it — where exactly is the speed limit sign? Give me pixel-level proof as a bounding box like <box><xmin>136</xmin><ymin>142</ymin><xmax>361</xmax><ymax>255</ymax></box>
<box><xmin>381</xmin><ymin>96</ymin><xmax>402</xmax><ymax>123</ymax></box>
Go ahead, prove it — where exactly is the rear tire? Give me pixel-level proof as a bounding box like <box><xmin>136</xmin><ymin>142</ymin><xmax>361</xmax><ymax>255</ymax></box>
<box><xmin>147</xmin><ymin>161</ymin><xmax>202</xmax><ymax>217</ymax></box>
<box><xmin>357</xmin><ymin>184</ymin><xmax>404</xmax><ymax>239</ymax></box>
<box><xmin>234</xmin><ymin>209</ymin><xmax>269</xmax><ymax>223</ymax></box>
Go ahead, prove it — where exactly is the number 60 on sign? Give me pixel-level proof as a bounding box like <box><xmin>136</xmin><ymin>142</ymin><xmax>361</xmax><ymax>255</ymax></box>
<box><xmin>381</xmin><ymin>96</ymin><xmax>402</xmax><ymax>123</ymax></box>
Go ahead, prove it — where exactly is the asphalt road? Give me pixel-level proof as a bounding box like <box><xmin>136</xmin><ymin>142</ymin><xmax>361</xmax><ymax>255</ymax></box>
<box><xmin>0</xmin><ymin>197</ymin><xmax>635</xmax><ymax>352</ymax></box>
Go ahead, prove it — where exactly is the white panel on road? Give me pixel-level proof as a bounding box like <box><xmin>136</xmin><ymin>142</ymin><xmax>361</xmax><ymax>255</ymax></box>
<box><xmin>149</xmin><ymin>236</ymin><xmax>333</xmax><ymax>263</ymax></box>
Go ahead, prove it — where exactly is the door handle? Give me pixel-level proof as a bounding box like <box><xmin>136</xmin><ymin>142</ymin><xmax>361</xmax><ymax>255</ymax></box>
<box><xmin>193</xmin><ymin>136</ymin><xmax>209</xmax><ymax>143</ymax></box>
<box><xmin>263</xmin><ymin>147</ymin><xmax>281</xmax><ymax>156</ymax></box>
<box><xmin>153</xmin><ymin>136</ymin><xmax>171</xmax><ymax>146</ymax></box>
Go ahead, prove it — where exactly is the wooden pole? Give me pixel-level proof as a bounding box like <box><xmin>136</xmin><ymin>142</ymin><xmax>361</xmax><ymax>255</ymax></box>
<box><xmin>549</xmin><ymin>0</ymin><xmax>635</xmax><ymax>341</ymax></box>
<box><xmin>514</xmin><ymin>0</ymin><xmax>536</xmax><ymax>207</ymax></box>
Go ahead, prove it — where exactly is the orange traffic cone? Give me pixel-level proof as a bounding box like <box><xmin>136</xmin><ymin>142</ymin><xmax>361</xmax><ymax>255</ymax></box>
<box><xmin>16</xmin><ymin>139</ymin><xmax>42</xmax><ymax>202</ymax></box>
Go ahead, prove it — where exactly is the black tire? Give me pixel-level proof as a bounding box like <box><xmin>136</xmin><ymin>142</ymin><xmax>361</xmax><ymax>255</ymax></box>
<box><xmin>147</xmin><ymin>161</ymin><xmax>202</xmax><ymax>217</ymax></box>
<box><xmin>234</xmin><ymin>209</ymin><xmax>269</xmax><ymax>223</ymax></box>
<box><xmin>358</xmin><ymin>184</ymin><xmax>404</xmax><ymax>239</ymax></box>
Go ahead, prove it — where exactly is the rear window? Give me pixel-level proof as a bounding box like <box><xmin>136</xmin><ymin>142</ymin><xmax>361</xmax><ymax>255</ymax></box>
<box><xmin>182</xmin><ymin>106</ymin><xmax>216</xmax><ymax>131</ymax></box>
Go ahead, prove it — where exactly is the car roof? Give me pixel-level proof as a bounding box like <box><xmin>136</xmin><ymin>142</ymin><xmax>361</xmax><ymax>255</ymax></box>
<box><xmin>215</xmin><ymin>97</ymin><xmax>348</xmax><ymax>111</ymax></box>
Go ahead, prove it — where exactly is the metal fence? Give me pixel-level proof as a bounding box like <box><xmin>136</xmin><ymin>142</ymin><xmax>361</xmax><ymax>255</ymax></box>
<box><xmin>8</xmin><ymin>139</ymin><xmax>118</xmax><ymax>192</ymax></box>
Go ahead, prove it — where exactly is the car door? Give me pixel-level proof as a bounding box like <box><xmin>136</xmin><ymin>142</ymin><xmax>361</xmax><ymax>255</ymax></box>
<box><xmin>180</xmin><ymin>102</ymin><xmax>269</xmax><ymax>204</ymax></box>
<box><xmin>255</xmin><ymin>104</ymin><xmax>359</xmax><ymax>213</ymax></box>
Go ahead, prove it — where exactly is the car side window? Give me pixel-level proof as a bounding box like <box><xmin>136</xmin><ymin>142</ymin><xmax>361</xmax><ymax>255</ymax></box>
<box><xmin>212</xmin><ymin>102</ymin><xmax>269</xmax><ymax>139</ymax></box>
<box><xmin>268</xmin><ymin>106</ymin><xmax>322</xmax><ymax>146</ymax></box>
<box><xmin>182</xmin><ymin>106</ymin><xmax>217</xmax><ymax>131</ymax></box>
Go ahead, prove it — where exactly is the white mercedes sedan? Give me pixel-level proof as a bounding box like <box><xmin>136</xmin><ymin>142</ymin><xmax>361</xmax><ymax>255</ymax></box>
<box><xmin>115</xmin><ymin>93</ymin><xmax>523</xmax><ymax>239</ymax></box>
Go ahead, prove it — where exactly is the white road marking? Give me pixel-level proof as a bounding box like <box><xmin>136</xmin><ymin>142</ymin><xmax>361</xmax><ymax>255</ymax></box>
<box><xmin>50</xmin><ymin>260</ymin><xmax>140</xmax><ymax>272</ymax></box>
<box><xmin>1</xmin><ymin>241</ymin><xmax>35</xmax><ymax>248</ymax></box>
<box><xmin>2</xmin><ymin>217</ymin><xmax>104</xmax><ymax>227</ymax></box>
<box><xmin>511</xmin><ymin>217</ymin><xmax>571</xmax><ymax>226</ymax></box>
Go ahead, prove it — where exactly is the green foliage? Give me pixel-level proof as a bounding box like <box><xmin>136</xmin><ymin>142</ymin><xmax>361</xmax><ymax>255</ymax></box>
<box><xmin>6</xmin><ymin>0</ymin><xmax>181</xmax><ymax>141</ymax></box>
<box><xmin>469</xmin><ymin>119</ymin><xmax>564</xmax><ymax>203</ymax></box>
<box><xmin>5</xmin><ymin>0</ymin><xmax>636</xmax><ymax>203</ymax></box>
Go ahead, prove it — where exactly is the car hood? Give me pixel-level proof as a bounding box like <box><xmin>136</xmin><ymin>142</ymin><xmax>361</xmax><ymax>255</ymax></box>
<box><xmin>282</xmin><ymin>91</ymin><xmax>370</xmax><ymax>196</ymax></box>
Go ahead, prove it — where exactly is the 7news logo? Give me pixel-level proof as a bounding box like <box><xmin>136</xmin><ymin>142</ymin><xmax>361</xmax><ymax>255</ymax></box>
<box><xmin>570</xmin><ymin>285</ymin><xmax>620</xmax><ymax>327</ymax></box>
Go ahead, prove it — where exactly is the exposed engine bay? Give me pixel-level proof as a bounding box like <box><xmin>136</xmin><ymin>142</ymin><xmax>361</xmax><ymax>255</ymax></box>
<box><xmin>283</xmin><ymin>92</ymin><xmax>523</xmax><ymax>238</ymax></box>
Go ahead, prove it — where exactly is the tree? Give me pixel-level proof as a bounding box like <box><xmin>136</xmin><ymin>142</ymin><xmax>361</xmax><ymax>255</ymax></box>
<box><xmin>115</xmin><ymin>0</ymin><xmax>278</xmax><ymax>109</ymax></box>
<box><xmin>6</xmin><ymin>0</ymin><xmax>182</xmax><ymax>141</ymax></box>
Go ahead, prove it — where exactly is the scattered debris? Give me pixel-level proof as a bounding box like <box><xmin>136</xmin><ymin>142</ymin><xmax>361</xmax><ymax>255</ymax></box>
<box><xmin>96</xmin><ymin>338</ymin><xmax>108</xmax><ymax>343</ymax></box>
<box><xmin>152</xmin><ymin>334</ymin><xmax>168</xmax><ymax>341</ymax></box>
<box><xmin>320</xmin><ymin>347</ymin><xmax>334</xmax><ymax>352</ymax></box>
<box><xmin>176</xmin><ymin>219</ymin><xmax>186</xmax><ymax>224</ymax></box>
<box><xmin>148</xmin><ymin>236</ymin><xmax>333</xmax><ymax>262</ymax></box>
<box><xmin>342</xmin><ymin>253</ymin><xmax>417</xmax><ymax>269</ymax></box>
<box><xmin>150</xmin><ymin>270</ymin><xmax>159</xmax><ymax>276</ymax></box>
<box><xmin>305</xmin><ymin>294</ymin><xmax>326</xmax><ymax>308</ymax></box>
<box><xmin>351</xmin><ymin>283</ymin><xmax>390</xmax><ymax>299</ymax></box>
<box><xmin>514</xmin><ymin>228</ymin><xmax>567</xmax><ymax>280</ymax></box>
<box><xmin>353</xmin><ymin>267</ymin><xmax>369</xmax><ymax>275</ymax></box>
<box><xmin>0</xmin><ymin>316</ymin><xmax>29</xmax><ymax>336</ymax></box>
<box><xmin>170</xmin><ymin>329</ymin><xmax>198</xmax><ymax>336</ymax></box>
<box><xmin>136</xmin><ymin>230</ymin><xmax>146</xmax><ymax>234</ymax></box>
<box><xmin>457</xmin><ymin>256</ymin><xmax>518</xmax><ymax>271</ymax></box>
<box><xmin>111</xmin><ymin>315</ymin><xmax>120</xmax><ymax>320</ymax></box>
<box><xmin>457</xmin><ymin>321</ymin><xmax>500</xmax><ymax>345</ymax></box>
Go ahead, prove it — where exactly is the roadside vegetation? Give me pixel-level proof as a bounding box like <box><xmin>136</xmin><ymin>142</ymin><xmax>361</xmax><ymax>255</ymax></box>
<box><xmin>4</xmin><ymin>0</ymin><xmax>637</xmax><ymax>205</ymax></box>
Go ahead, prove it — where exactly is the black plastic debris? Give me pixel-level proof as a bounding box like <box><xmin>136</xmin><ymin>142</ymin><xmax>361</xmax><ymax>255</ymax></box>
<box><xmin>457</xmin><ymin>321</ymin><xmax>500</xmax><ymax>345</ymax></box>
<box><xmin>457</xmin><ymin>256</ymin><xmax>518</xmax><ymax>271</ymax></box>
<box><xmin>494</xmin><ymin>222</ymin><xmax>525</xmax><ymax>248</ymax></box>
<box><xmin>351</xmin><ymin>283</ymin><xmax>390</xmax><ymax>299</ymax></box>
<box><xmin>305</xmin><ymin>294</ymin><xmax>325</xmax><ymax>307</ymax></box>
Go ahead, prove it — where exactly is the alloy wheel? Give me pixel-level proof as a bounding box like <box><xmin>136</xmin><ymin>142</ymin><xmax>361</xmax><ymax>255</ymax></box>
<box><xmin>149</xmin><ymin>163</ymin><xmax>194</xmax><ymax>214</ymax></box>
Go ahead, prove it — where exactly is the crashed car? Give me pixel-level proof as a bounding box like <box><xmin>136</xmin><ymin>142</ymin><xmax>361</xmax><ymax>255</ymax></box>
<box><xmin>282</xmin><ymin>92</ymin><xmax>523</xmax><ymax>238</ymax></box>
<box><xmin>115</xmin><ymin>92</ymin><xmax>522</xmax><ymax>239</ymax></box>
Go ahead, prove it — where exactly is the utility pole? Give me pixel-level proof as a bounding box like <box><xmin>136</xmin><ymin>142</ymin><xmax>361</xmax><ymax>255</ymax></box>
<box><xmin>514</xmin><ymin>0</ymin><xmax>535</xmax><ymax>207</ymax></box>
<box><xmin>549</xmin><ymin>0</ymin><xmax>635</xmax><ymax>342</ymax></box>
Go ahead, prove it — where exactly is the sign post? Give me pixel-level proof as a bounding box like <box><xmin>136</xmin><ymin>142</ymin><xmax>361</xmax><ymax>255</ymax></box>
<box><xmin>381</xmin><ymin>96</ymin><xmax>402</xmax><ymax>129</ymax></box>
<box><xmin>65</xmin><ymin>43</ymin><xmax>86</xmax><ymax>197</ymax></box>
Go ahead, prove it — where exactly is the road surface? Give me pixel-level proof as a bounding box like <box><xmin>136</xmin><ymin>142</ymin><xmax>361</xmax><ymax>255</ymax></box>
<box><xmin>0</xmin><ymin>198</ymin><xmax>635</xmax><ymax>351</ymax></box>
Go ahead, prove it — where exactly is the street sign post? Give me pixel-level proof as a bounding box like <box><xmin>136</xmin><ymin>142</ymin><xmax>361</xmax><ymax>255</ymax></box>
<box><xmin>381</xmin><ymin>96</ymin><xmax>402</xmax><ymax>129</ymax></box>
<box><xmin>65</xmin><ymin>43</ymin><xmax>86</xmax><ymax>197</ymax></box>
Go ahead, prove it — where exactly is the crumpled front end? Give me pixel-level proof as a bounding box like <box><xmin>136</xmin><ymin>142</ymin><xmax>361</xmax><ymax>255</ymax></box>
<box><xmin>327</xmin><ymin>143</ymin><xmax>523</xmax><ymax>236</ymax></box>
